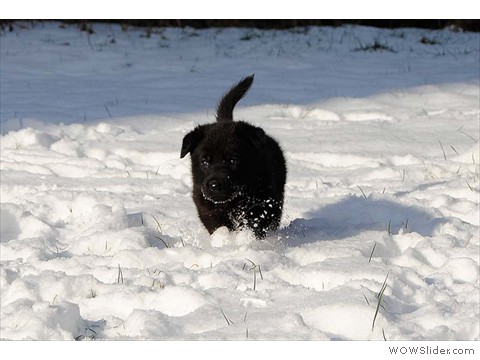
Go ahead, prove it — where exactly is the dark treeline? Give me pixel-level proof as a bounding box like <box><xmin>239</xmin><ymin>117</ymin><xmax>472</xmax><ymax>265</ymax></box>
<box><xmin>2</xmin><ymin>20</ymin><xmax>480</xmax><ymax>32</ymax></box>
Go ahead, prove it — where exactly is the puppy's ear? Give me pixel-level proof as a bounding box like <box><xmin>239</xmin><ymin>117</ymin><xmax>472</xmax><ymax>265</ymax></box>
<box><xmin>180</xmin><ymin>126</ymin><xmax>205</xmax><ymax>158</ymax></box>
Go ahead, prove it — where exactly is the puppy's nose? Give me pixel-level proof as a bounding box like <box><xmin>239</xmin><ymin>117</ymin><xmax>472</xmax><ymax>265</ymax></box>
<box><xmin>208</xmin><ymin>179</ymin><xmax>220</xmax><ymax>192</ymax></box>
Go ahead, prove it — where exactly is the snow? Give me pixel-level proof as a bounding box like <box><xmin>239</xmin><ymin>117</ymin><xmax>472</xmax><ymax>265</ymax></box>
<box><xmin>0</xmin><ymin>22</ymin><xmax>479</xmax><ymax>341</ymax></box>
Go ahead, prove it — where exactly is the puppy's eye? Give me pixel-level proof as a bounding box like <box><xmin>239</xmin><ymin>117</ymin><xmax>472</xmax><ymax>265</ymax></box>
<box><xmin>228</xmin><ymin>158</ymin><xmax>239</xmax><ymax>166</ymax></box>
<box><xmin>201</xmin><ymin>158</ymin><xmax>210</xmax><ymax>168</ymax></box>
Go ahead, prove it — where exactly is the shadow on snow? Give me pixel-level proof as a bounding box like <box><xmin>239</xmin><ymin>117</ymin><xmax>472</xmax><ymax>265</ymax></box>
<box><xmin>280</xmin><ymin>196</ymin><xmax>437</xmax><ymax>247</ymax></box>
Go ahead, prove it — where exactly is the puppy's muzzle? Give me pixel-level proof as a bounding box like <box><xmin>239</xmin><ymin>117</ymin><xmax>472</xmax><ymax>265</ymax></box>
<box><xmin>202</xmin><ymin>174</ymin><xmax>238</xmax><ymax>204</ymax></box>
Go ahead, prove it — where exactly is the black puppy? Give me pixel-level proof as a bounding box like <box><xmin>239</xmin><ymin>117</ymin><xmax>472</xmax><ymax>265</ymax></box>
<box><xmin>181</xmin><ymin>75</ymin><xmax>286</xmax><ymax>239</ymax></box>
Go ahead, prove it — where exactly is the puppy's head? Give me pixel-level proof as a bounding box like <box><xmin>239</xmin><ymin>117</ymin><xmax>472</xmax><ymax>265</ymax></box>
<box><xmin>181</xmin><ymin>122</ymin><xmax>266</xmax><ymax>204</ymax></box>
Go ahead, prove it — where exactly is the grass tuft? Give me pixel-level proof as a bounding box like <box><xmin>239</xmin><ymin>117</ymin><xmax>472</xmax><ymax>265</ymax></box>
<box><xmin>369</xmin><ymin>243</ymin><xmax>377</xmax><ymax>263</ymax></box>
<box><xmin>457</xmin><ymin>126</ymin><xmax>478</xmax><ymax>143</ymax></box>
<box><xmin>151</xmin><ymin>214</ymin><xmax>163</xmax><ymax>233</ymax></box>
<box><xmin>103</xmin><ymin>103</ymin><xmax>112</xmax><ymax>117</ymax></box>
<box><xmin>437</xmin><ymin>139</ymin><xmax>447</xmax><ymax>161</ymax></box>
<box><xmin>245</xmin><ymin>258</ymin><xmax>263</xmax><ymax>290</ymax></box>
<box><xmin>354</xmin><ymin>39</ymin><xmax>396</xmax><ymax>53</ymax></box>
<box><xmin>117</xmin><ymin>264</ymin><xmax>124</xmax><ymax>284</ymax></box>
<box><xmin>420</xmin><ymin>36</ymin><xmax>439</xmax><ymax>45</ymax></box>
<box><xmin>357</xmin><ymin>185</ymin><xmax>367</xmax><ymax>198</ymax></box>
<box><xmin>372</xmin><ymin>273</ymin><xmax>389</xmax><ymax>331</ymax></box>
<box><xmin>362</xmin><ymin>292</ymin><xmax>370</xmax><ymax>306</ymax></box>
<box><xmin>155</xmin><ymin>236</ymin><xmax>169</xmax><ymax>248</ymax></box>
<box><xmin>220</xmin><ymin>308</ymin><xmax>234</xmax><ymax>326</ymax></box>
<box><xmin>466</xmin><ymin>180</ymin><xmax>475</xmax><ymax>192</ymax></box>
<box><xmin>465</xmin><ymin>234</ymin><xmax>473</xmax><ymax>247</ymax></box>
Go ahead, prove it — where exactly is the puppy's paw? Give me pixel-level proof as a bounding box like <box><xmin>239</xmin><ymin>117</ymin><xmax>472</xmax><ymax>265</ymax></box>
<box><xmin>210</xmin><ymin>226</ymin><xmax>256</xmax><ymax>247</ymax></box>
<box><xmin>210</xmin><ymin>226</ymin><xmax>231</xmax><ymax>247</ymax></box>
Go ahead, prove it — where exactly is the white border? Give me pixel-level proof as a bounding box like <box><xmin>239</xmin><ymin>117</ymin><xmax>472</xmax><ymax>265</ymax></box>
<box><xmin>0</xmin><ymin>341</ymin><xmax>479</xmax><ymax>360</ymax></box>
<box><xmin>1</xmin><ymin>1</ymin><xmax>478</xmax><ymax>20</ymax></box>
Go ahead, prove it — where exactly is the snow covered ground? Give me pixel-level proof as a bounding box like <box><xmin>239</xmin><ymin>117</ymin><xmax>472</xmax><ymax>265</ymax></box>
<box><xmin>0</xmin><ymin>22</ymin><xmax>479</xmax><ymax>341</ymax></box>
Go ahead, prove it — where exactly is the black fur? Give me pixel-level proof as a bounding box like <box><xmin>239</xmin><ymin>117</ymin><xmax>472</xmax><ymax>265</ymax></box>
<box><xmin>181</xmin><ymin>75</ymin><xmax>286</xmax><ymax>239</ymax></box>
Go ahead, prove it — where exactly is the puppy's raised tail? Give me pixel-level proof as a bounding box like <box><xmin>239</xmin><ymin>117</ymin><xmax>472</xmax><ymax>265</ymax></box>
<box><xmin>216</xmin><ymin>74</ymin><xmax>254</xmax><ymax>122</ymax></box>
